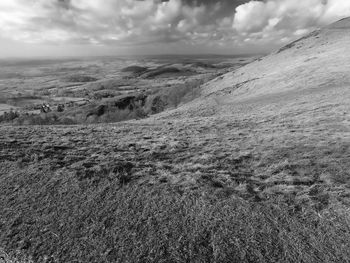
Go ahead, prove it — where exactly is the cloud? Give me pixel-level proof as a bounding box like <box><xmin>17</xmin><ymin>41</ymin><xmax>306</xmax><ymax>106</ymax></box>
<box><xmin>0</xmin><ymin>0</ymin><xmax>350</xmax><ymax>55</ymax></box>
<box><xmin>321</xmin><ymin>0</ymin><xmax>350</xmax><ymax>23</ymax></box>
<box><xmin>232</xmin><ymin>0</ymin><xmax>350</xmax><ymax>45</ymax></box>
<box><xmin>0</xmin><ymin>0</ymin><xmax>220</xmax><ymax>46</ymax></box>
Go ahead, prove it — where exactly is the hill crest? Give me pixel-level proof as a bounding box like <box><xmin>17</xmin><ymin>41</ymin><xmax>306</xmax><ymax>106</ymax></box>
<box><xmin>197</xmin><ymin>17</ymin><xmax>350</xmax><ymax>106</ymax></box>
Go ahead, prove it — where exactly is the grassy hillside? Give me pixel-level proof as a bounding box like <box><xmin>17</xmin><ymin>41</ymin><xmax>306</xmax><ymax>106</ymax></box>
<box><xmin>1</xmin><ymin>174</ymin><xmax>350</xmax><ymax>262</ymax></box>
<box><xmin>202</xmin><ymin>18</ymin><xmax>350</xmax><ymax>101</ymax></box>
<box><xmin>2</xmin><ymin>100</ymin><xmax>350</xmax><ymax>262</ymax></box>
<box><xmin>2</xmin><ymin>18</ymin><xmax>350</xmax><ymax>262</ymax></box>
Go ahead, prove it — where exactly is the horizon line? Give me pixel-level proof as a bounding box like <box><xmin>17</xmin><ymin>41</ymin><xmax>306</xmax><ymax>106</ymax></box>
<box><xmin>0</xmin><ymin>52</ymin><xmax>266</xmax><ymax>60</ymax></box>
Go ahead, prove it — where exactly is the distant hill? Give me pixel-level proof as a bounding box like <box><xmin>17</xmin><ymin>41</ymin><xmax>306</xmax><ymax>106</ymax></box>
<box><xmin>121</xmin><ymin>65</ymin><xmax>148</xmax><ymax>74</ymax></box>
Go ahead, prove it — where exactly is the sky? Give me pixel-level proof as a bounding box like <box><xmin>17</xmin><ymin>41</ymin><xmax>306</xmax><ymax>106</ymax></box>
<box><xmin>0</xmin><ymin>0</ymin><xmax>350</xmax><ymax>57</ymax></box>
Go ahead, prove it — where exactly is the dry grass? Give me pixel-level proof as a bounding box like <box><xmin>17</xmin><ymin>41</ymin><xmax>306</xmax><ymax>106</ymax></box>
<box><xmin>1</xmin><ymin>163</ymin><xmax>350</xmax><ymax>263</ymax></box>
<box><xmin>1</xmin><ymin>104</ymin><xmax>350</xmax><ymax>262</ymax></box>
<box><xmin>0</xmin><ymin>248</ymin><xmax>34</xmax><ymax>263</ymax></box>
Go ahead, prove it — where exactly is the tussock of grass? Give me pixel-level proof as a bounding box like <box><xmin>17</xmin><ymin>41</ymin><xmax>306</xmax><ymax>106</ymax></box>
<box><xmin>0</xmin><ymin>248</ymin><xmax>34</xmax><ymax>263</ymax></box>
<box><xmin>1</xmin><ymin>163</ymin><xmax>350</xmax><ymax>262</ymax></box>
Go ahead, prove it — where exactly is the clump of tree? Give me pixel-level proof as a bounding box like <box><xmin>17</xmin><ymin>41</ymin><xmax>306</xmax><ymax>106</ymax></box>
<box><xmin>0</xmin><ymin>110</ymin><xmax>20</xmax><ymax>123</ymax></box>
<box><xmin>145</xmin><ymin>78</ymin><xmax>205</xmax><ymax>110</ymax></box>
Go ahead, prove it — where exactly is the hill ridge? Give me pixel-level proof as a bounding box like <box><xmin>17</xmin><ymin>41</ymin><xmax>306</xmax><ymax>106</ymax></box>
<box><xmin>186</xmin><ymin>17</ymin><xmax>350</xmax><ymax>110</ymax></box>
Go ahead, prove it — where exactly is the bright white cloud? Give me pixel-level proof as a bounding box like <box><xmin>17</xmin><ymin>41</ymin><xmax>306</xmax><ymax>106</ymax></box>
<box><xmin>232</xmin><ymin>0</ymin><xmax>350</xmax><ymax>45</ymax></box>
<box><xmin>321</xmin><ymin>0</ymin><xmax>350</xmax><ymax>23</ymax></box>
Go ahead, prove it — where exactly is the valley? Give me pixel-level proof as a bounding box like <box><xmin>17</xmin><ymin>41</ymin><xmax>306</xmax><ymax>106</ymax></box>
<box><xmin>0</xmin><ymin>55</ymin><xmax>255</xmax><ymax>124</ymax></box>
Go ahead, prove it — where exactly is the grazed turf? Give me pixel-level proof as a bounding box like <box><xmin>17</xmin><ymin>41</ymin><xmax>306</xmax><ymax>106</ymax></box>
<box><xmin>1</xmin><ymin>90</ymin><xmax>350</xmax><ymax>262</ymax></box>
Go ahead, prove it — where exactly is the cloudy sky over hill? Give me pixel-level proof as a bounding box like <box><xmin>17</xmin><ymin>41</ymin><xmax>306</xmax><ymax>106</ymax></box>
<box><xmin>0</xmin><ymin>0</ymin><xmax>350</xmax><ymax>57</ymax></box>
